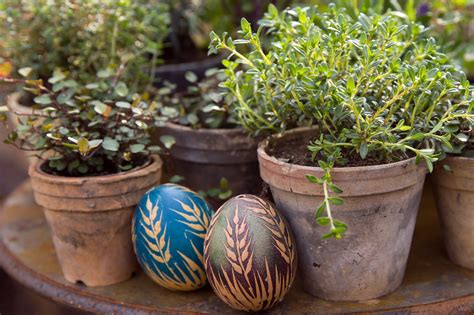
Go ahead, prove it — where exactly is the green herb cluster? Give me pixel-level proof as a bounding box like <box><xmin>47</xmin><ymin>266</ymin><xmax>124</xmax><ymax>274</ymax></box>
<box><xmin>164</xmin><ymin>69</ymin><xmax>238</xmax><ymax>129</ymax></box>
<box><xmin>1</xmin><ymin>68</ymin><xmax>177</xmax><ymax>176</ymax></box>
<box><xmin>210</xmin><ymin>4</ymin><xmax>474</xmax><ymax>237</ymax></box>
<box><xmin>0</xmin><ymin>0</ymin><xmax>169</xmax><ymax>91</ymax></box>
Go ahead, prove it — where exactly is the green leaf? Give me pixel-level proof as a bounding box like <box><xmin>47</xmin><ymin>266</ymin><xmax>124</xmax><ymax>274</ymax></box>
<box><xmin>306</xmin><ymin>174</ymin><xmax>323</xmax><ymax>185</ymax></box>
<box><xmin>34</xmin><ymin>95</ymin><xmax>52</xmax><ymax>105</ymax></box>
<box><xmin>147</xmin><ymin>145</ymin><xmax>162</xmax><ymax>153</ymax></box>
<box><xmin>77</xmin><ymin>138</ymin><xmax>89</xmax><ymax>157</ymax></box>
<box><xmin>102</xmin><ymin>137</ymin><xmax>119</xmax><ymax>151</ymax></box>
<box><xmin>160</xmin><ymin>135</ymin><xmax>175</xmax><ymax>149</ymax></box>
<box><xmin>88</xmin><ymin>139</ymin><xmax>103</xmax><ymax>149</ymax></box>
<box><xmin>455</xmin><ymin>133</ymin><xmax>469</xmax><ymax>143</ymax></box>
<box><xmin>328</xmin><ymin>197</ymin><xmax>344</xmax><ymax>205</ymax></box>
<box><xmin>329</xmin><ymin>183</ymin><xmax>343</xmax><ymax>194</ymax></box>
<box><xmin>97</xmin><ymin>69</ymin><xmax>113</xmax><ymax>78</ymax></box>
<box><xmin>169</xmin><ymin>175</ymin><xmax>185</xmax><ymax>183</ymax></box>
<box><xmin>114</xmin><ymin>82</ymin><xmax>128</xmax><ymax>97</ymax></box>
<box><xmin>219</xmin><ymin>177</ymin><xmax>229</xmax><ymax>190</ymax></box>
<box><xmin>18</xmin><ymin>67</ymin><xmax>32</xmax><ymax>77</ymax></box>
<box><xmin>116</xmin><ymin>101</ymin><xmax>131</xmax><ymax>109</ymax></box>
<box><xmin>85</xmin><ymin>83</ymin><xmax>99</xmax><ymax>90</ymax></box>
<box><xmin>185</xmin><ymin>72</ymin><xmax>198</xmax><ymax>83</ymax></box>
<box><xmin>130</xmin><ymin>144</ymin><xmax>145</xmax><ymax>153</ymax></box>
<box><xmin>92</xmin><ymin>100</ymin><xmax>107</xmax><ymax>115</ymax></box>
<box><xmin>316</xmin><ymin>217</ymin><xmax>330</xmax><ymax>226</ymax></box>
<box><xmin>360</xmin><ymin>142</ymin><xmax>368</xmax><ymax>159</ymax></box>
<box><xmin>218</xmin><ymin>190</ymin><xmax>233</xmax><ymax>200</ymax></box>
<box><xmin>207</xmin><ymin>188</ymin><xmax>220</xmax><ymax>197</ymax></box>
<box><xmin>347</xmin><ymin>77</ymin><xmax>355</xmax><ymax>93</ymax></box>
<box><xmin>315</xmin><ymin>203</ymin><xmax>325</xmax><ymax>218</ymax></box>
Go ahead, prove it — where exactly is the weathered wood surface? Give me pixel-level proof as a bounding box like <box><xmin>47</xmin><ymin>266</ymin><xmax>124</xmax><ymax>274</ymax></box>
<box><xmin>0</xmin><ymin>180</ymin><xmax>473</xmax><ymax>314</ymax></box>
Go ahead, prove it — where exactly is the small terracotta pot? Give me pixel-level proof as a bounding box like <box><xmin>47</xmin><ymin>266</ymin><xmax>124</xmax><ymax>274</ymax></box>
<box><xmin>432</xmin><ymin>156</ymin><xmax>474</xmax><ymax>270</ymax></box>
<box><xmin>157</xmin><ymin>122</ymin><xmax>261</xmax><ymax>208</ymax></box>
<box><xmin>258</xmin><ymin>128</ymin><xmax>427</xmax><ymax>301</ymax></box>
<box><xmin>29</xmin><ymin>155</ymin><xmax>163</xmax><ymax>287</ymax></box>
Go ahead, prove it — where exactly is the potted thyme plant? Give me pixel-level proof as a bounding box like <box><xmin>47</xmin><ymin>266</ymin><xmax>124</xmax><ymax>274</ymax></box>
<box><xmin>209</xmin><ymin>4</ymin><xmax>472</xmax><ymax>301</ymax></box>
<box><xmin>0</xmin><ymin>67</ymin><xmax>175</xmax><ymax>287</ymax></box>
<box><xmin>432</xmin><ymin>95</ymin><xmax>474</xmax><ymax>270</ymax></box>
<box><xmin>0</xmin><ymin>0</ymin><xmax>169</xmax><ymax>122</ymax></box>
<box><xmin>157</xmin><ymin>69</ymin><xmax>261</xmax><ymax>207</ymax></box>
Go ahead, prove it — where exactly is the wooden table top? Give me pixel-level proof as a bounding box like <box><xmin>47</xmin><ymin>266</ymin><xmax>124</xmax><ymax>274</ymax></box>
<box><xmin>0</xmin><ymin>180</ymin><xmax>473</xmax><ymax>314</ymax></box>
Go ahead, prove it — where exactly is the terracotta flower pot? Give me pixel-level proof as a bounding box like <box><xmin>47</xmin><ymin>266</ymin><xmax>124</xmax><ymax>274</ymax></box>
<box><xmin>29</xmin><ymin>155</ymin><xmax>163</xmax><ymax>287</ymax></box>
<box><xmin>258</xmin><ymin>128</ymin><xmax>427</xmax><ymax>301</ymax></box>
<box><xmin>432</xmin><ymin>156</ymin><xmax>474</xmax><ymax>270</ymax></box>
<box><xmin>157</xmin><ymin>122</ymin><xmax>261</xmax><ymax>208</ymax></box>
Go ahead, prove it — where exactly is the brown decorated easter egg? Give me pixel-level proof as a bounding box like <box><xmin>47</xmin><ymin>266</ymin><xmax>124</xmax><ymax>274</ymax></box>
<box><xmin>204</xmin><ymin>195</ymin><xmax>297</xmax><ymax>312</ymax></box>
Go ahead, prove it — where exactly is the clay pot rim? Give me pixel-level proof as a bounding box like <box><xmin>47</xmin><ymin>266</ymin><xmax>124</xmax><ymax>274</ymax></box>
<box><xmin>29</xmin><ymin>155</ymin><xmax>162</xmax><ymax>184</ymax></box>
<box><xmin>441</xmin><ymin>155</ymin><xmax>473</xmax><ymax>163</ymax></box>
<box><xmin>7</xmin><ymin>92</ymin><xmax>41</xmax><ymax>115</ymax></box>
<box><xmin>258</xmin><ymin>127</ymin><xmax>422</xmax><ymax>174</ymax></box>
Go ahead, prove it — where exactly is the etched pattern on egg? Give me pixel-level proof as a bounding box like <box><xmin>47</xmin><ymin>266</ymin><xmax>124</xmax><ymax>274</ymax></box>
<box><xmin>132</xmin><ymin>184</ymin><xmax>214</xmax><ymax>291</ymax></box>
<box><xmin>204</xmin><ymin>195</ymin><xmax>297</xmax><ymax>311</ymax></box>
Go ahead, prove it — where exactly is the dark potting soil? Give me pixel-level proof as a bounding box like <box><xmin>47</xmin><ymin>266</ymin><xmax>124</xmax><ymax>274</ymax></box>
<box><xmin>268</xmin><ymin>135</ymin><xmax>413</xmax><ymax>168</ymax></box>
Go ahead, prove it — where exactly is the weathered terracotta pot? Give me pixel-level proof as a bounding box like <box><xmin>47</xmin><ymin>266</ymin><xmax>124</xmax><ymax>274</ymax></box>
<box><xmin>29</xmin><ymin>156</ymin><xmax>163</xmax><ymax>287</ymax></box>
<box><xmin>258</xmin><ymin>128</ymin><xmax>427</xmax><ymax>301</ymax></box>
<box><xmin>157</xmin><ymin>122</ymin><xmax>261</xmax><ymax>208</ymax></box>
<box><xmin>432</xmin><ymin>156</ymin><xmax>474</xmax><ymax>270</ymax></box>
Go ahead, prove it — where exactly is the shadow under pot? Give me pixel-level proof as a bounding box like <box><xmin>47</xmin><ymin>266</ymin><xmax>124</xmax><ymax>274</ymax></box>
<box><xmin>432</xmin><ymin>156</ymin><xmax>474</xmax><ymax>270</ymax></box>
<box><xmin>28</xmin><ymin>155</ymin><xmax>163</xmax><ymax>287</ymax></box>
<box><xmin>157</xmin><ymin>122</ymin><xmax>262</xmax><ymax>208</ymax></box>
<box><xmin>258</xmin><ymin>128</ymin><xmax>427</xmax><ymax>301</ymax></box>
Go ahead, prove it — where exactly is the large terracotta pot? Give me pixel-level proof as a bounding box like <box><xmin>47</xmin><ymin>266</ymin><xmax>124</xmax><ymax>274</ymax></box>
<box><xmin>29</xmin><ymin>155</ymin><xmax>163</xmax><ymax>287</ymax></box>
<box><xmin>258</xmin><ymin>128</ymin><xmax>427</xmax><ymax>301</ymax></box>
<box><xmin>432</xmin><ymin>156</ymin><xmax>474</xmax><ymax>270</ymax></box>
<box><xmin>157</xmin><ymin>122</ymin><xmax>261</xmax><ymax>208</ymax></box>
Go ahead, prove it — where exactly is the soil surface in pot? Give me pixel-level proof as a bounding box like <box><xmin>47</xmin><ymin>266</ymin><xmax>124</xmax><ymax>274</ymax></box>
<box><xmin>268</xmin><ymin>132</ymin><xmax>413</xmax><ymax>167</ymax></box>
<box><xmin>40</xmin><ymin>155</ymin><xmax>150</xmax><ymax>178</ymax></box>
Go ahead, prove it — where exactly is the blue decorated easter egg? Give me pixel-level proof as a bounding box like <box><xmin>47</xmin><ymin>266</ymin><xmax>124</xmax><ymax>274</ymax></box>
<box><xmin>204</xmin><ymin>195</ymin><xmax>297</xmax><ymax>311</ymax></box>
<box><xmin>132</xmin><ymin>183</ymin><xmax>214</xmax><ymax>291</ymax></box>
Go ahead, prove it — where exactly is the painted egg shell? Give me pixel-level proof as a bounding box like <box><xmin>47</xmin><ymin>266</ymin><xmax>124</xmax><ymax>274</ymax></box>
<box><xmin>132</xmin><ymin>183</ymin><xmax>214</xmax><ymax>291</ymax></box>
<box><xmin>204</xmin><ymin>195</ymin><xmax>297</xmax><ymax>312</ymax></box>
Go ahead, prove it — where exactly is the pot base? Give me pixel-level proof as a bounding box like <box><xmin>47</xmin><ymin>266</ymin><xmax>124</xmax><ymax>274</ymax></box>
<box><xmin>44</xmin><ymin>208</ymin><xmax>137</xmax><ymax>287</ymax></box>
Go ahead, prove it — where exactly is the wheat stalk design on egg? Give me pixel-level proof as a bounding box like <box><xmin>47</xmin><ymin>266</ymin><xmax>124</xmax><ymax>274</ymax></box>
<box><xmin>240</xmin><ymin>196</ymin><xmax>296</xmax><ymax>267</ymax></box>
<box><xmin>205</xmin><ymin>198</ymin><xmax>295</xmax><ymax>311</ymax></box>
<box><xmin>137</xmin><ymin>194</ymin><xmax>206</xmax><ymax>290</ymax></box>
